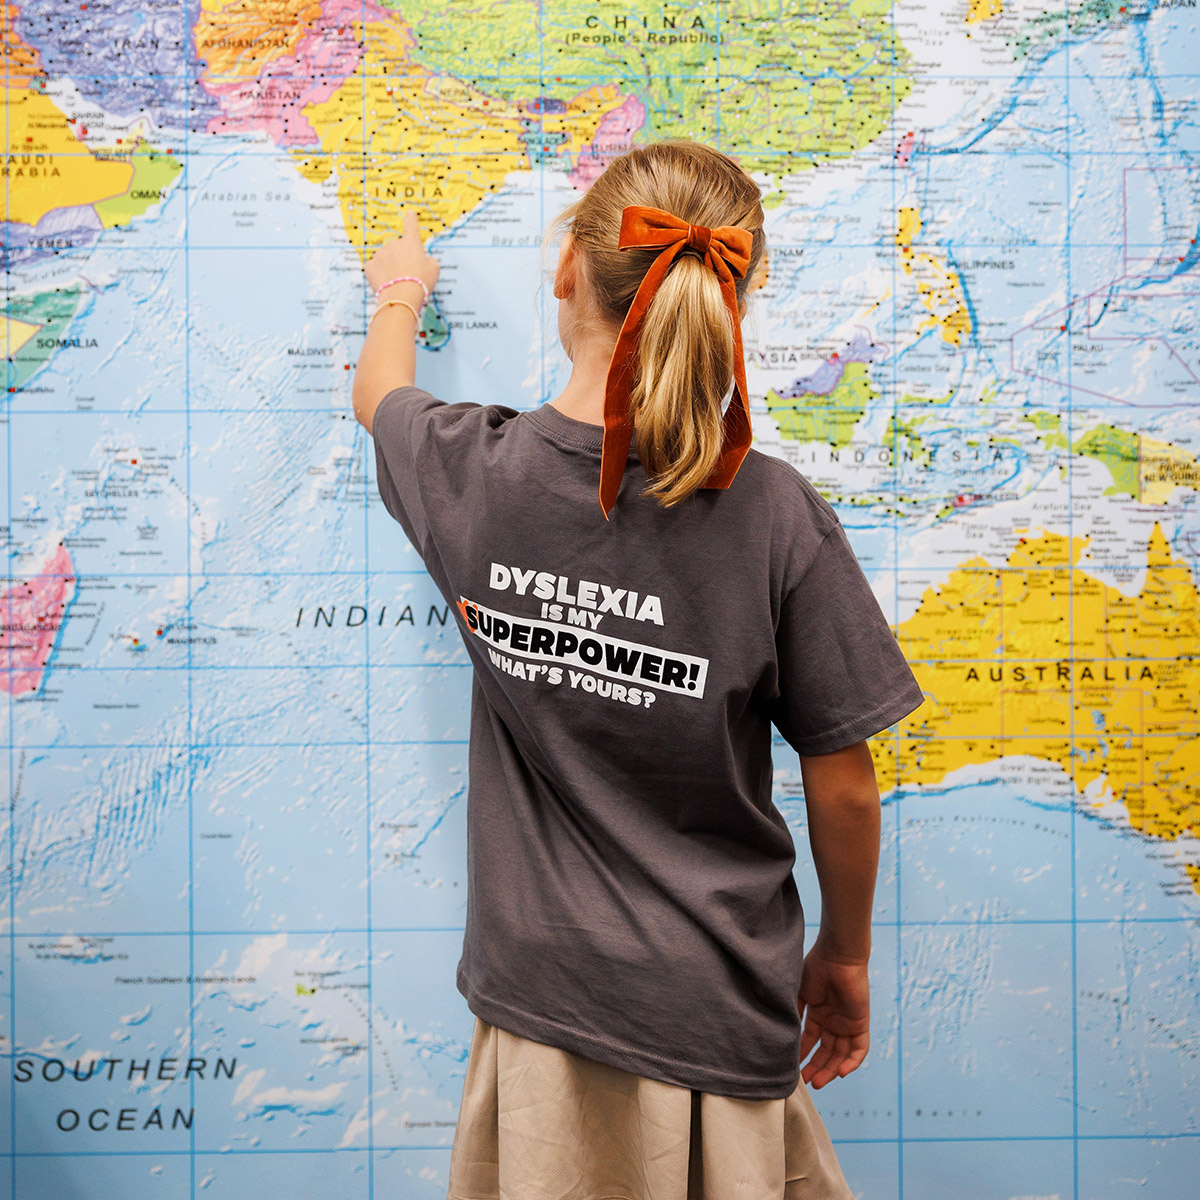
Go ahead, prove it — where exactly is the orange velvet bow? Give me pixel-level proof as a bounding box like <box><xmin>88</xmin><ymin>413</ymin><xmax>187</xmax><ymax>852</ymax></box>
<box><xmin>599</xmin><ymin>204</ymin><xmax>754</xmax><ymax>518</ymax></box>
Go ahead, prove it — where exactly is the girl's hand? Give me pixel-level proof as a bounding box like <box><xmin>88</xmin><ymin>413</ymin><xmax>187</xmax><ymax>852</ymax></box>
<box><xmin>364</xmin><ymin>209</ymin><xmax>441</xmax><ymax>297</ymax></box>
<box><xmin>797</xmin><ymin>941</ymin><xmax>871</xmax><ymax>1089</ymax></box>
<box><xmin>352</xmin><ymin>210</ymin><xmax>440</xmax><ymax>432</ymax></box>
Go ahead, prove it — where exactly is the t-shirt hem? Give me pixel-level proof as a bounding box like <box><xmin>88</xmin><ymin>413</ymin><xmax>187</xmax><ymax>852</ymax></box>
<box><xmin>787</xmin><ymin>681</ymin><xmax>925</xmax><ymax>756</ymax></box>
<box><xmin>458</xmin><ymin>969</ymin><xmax>801</xmax><ymax>1100</ymax></box>
<box><xmin>376</xmin><ymin>382</ymin><xmax>434</xmax><ymax>413</ymax></box>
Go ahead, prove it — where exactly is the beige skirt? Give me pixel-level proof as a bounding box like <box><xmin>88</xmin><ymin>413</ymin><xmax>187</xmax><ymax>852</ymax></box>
<box><xmin>446</xmin><ymin>1017</ymin><xmax>853</xmax><ymax>1200</ymax></box>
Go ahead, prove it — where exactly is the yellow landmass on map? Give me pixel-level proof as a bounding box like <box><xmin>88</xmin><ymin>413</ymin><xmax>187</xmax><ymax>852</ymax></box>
<box><xmin>873</xmin><ymin>523</ymin><xmax>1199</xmax><ymax>887</ymax></box>
<box><xmin>194</xmin><ymin>0</ymin><xmax>324</xmax><ymax>78</ymax></box>
<box><xmin>1</xmin><ymin>88</ymin><xmax>133</xmax><ymax>225</ymax></box>
<box><xmin>896</xmin><ymin>206</ymin><xmax>921</xmax><ymax>247</ymax></box>
<box><xmin>966</xmin><ymin>0</ymin><xmax>1004</xmax><ymax>22</ymax></box>
<box><xmin>1140</xmin><ymin>434</ymin><xmax>1200</xmax><ymax>503</ymax></box>
<box><xmin>296</xmin><ymin>21</ymin><xmax>626</xmax><ymax>253</ymax></box>
<box><xmin>895</xmin><ymin>205</ymin><xmax>972</xmax><ymax>346</ymax></box>
<box><xmin>0</xmin><ymin>314</ymin><xmax>39</xmax><ymax>356</ymax></box>
<box><xmin>1028</xmin><ymin>416</ymin><xmax>1200</xmax><ymax>504</ymax></box>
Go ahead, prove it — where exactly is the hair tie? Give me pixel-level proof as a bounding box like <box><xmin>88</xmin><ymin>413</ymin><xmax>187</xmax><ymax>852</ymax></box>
<box><xmin>599</xmin><ymin>205</ymin><xmax>753</xmax><ymax>518</ymax></box>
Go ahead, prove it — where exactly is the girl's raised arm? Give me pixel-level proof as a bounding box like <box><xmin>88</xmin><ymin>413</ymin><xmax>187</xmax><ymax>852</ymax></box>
<box><xmin>352</xmin><ymin>209</ymin><xmax>441</xmax><ymax>433</ymax></box>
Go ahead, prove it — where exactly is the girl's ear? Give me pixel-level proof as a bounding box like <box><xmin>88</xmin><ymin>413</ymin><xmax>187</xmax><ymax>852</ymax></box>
<box><xmin>553</xmin><ymin>233</ymin><xmax>577</xmax><ymax>300</ymax></box>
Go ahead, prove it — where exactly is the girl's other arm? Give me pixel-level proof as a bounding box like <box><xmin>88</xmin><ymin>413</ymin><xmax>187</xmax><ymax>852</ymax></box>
<box><xmin>352</xmin><ymin>209</ymin><xmax>441</xmax><ymax>434</ymax></box>
<box><xmin>795</xmin><ymin>738</ymin><xmax>882</xmax><ymax>1089</ymax></box>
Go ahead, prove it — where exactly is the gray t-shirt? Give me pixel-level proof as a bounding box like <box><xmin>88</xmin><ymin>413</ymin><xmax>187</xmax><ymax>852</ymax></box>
<box><xmin>372</xmin><ymin>386</ymin><xmax>925</xmax><ymax>1099</ymax></box>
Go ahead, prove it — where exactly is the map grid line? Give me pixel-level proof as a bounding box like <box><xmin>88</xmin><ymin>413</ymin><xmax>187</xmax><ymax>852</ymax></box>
<box><xmin>184</xmin><ymin>5</ymin><xmax>197</xmax><ymax>1194</ymax></box>
<box><xmin>1065</xmin><ymin>6</ymin><xmax>1081</xmax><ymax>1197</ymax></box>
<box><xmin>358</xmin><ymin>0</ymin><xmax>377</xmax><ymax>1187</ymax></box>
<box><xmin>5</xmin><ymin>13</ymin><xmax>15</xmax><ymax>1196</ymax></box>
<box><xmin>888</xmin><ymin>3</ymin><xmax>904</xmax><ymax>1194</ymax></box>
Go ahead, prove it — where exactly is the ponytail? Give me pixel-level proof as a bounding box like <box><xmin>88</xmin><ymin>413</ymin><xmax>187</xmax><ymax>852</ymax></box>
<box><xmin>554</xmin><ymin>140</ymin><xmax>765</xmax><ymax>508</ymax></box>
<box><xmin>630</xmin><ymin>254</ymin><xmax>733</xmax><ymax>506</ymax></box>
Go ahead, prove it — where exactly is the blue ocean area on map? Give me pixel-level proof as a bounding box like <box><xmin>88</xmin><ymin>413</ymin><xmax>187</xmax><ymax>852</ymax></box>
<box><xmin>2</xmin><ymin>0</ymin><xmax>1198</xmax><ymax>1194</ymax></box>
<box><xmin>782</xmin><ymin>768</ymin><xmax>1200</xmax><ymax>1131</ymax></box>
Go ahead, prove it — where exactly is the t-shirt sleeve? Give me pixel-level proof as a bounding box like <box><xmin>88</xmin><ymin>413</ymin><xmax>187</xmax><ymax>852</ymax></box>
<box><xmin>770</xmin><ymin>521</ymin><xmax>925</xmax><ymax>755</ymax></box>
<box><xmin>370</xmin><ymin>384</ymin><xmax>454</xmax><ymax>555</ymax></box>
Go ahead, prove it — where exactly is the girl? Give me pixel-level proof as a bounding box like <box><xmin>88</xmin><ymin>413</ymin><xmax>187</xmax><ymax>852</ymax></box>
<box><xmin>354</xmin><ymin>141</ymin><xmax>924</xmax><ymax>1200</ymax></box>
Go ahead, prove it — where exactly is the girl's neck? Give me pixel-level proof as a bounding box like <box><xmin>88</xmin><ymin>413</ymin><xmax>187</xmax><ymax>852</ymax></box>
<box><xmin>549</xmin><ymin>336</ymin><xmax>615</xmax><ymax>428</ymax></box>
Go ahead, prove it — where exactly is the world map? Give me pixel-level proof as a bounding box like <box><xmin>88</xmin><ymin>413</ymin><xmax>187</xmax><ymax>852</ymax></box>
<box><xmin>2</xmin><ymin>0</ymin><xmax>1198</xmax><ymax>1195</ymax></box>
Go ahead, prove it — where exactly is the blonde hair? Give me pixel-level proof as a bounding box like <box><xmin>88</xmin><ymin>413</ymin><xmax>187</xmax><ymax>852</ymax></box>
<box><xmin>550</xmin><ymin>140</ymin><xmax>765</xmax><ymax>507</ymax></box>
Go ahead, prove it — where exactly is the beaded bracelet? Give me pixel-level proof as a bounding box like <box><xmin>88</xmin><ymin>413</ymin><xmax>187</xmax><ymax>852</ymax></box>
<box><xmin>374</xmin><ymin>275</ymin><xmax>429</xmax><ymax>310</ymax></box>
<box><xmin>369</xmin><ymin>297</ymin><xmax>422</xmax><ymax>328</ymax></box>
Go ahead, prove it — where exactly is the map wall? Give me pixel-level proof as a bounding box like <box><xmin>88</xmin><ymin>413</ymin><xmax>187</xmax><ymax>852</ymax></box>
<box><xmin>1</xmin><ymin>0</ymin><xmax>1198</xmax><ymax>1195</ymax></box>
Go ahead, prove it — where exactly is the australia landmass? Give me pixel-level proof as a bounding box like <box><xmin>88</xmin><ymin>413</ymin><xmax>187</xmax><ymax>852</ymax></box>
<box><xmin>873</xmin><ymin>523</ymin><xmax>1199</xmax><ymax>891</ymax></box>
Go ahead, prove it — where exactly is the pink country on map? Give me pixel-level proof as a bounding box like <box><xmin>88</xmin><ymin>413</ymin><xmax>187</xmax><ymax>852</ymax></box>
<box><xmin>568</xmin><ymin>95</ymin><xmax>646</xmax><ymax>188</ymax></box>
<box><xmin>198</xmin><ymin>0</ymin><xmax>391</xmax><ymax>147</ymax></box>
<box><xmin>0</xmin><ymin>545</ymin><xmax>75</xmax><ymax>696</ymax></box>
